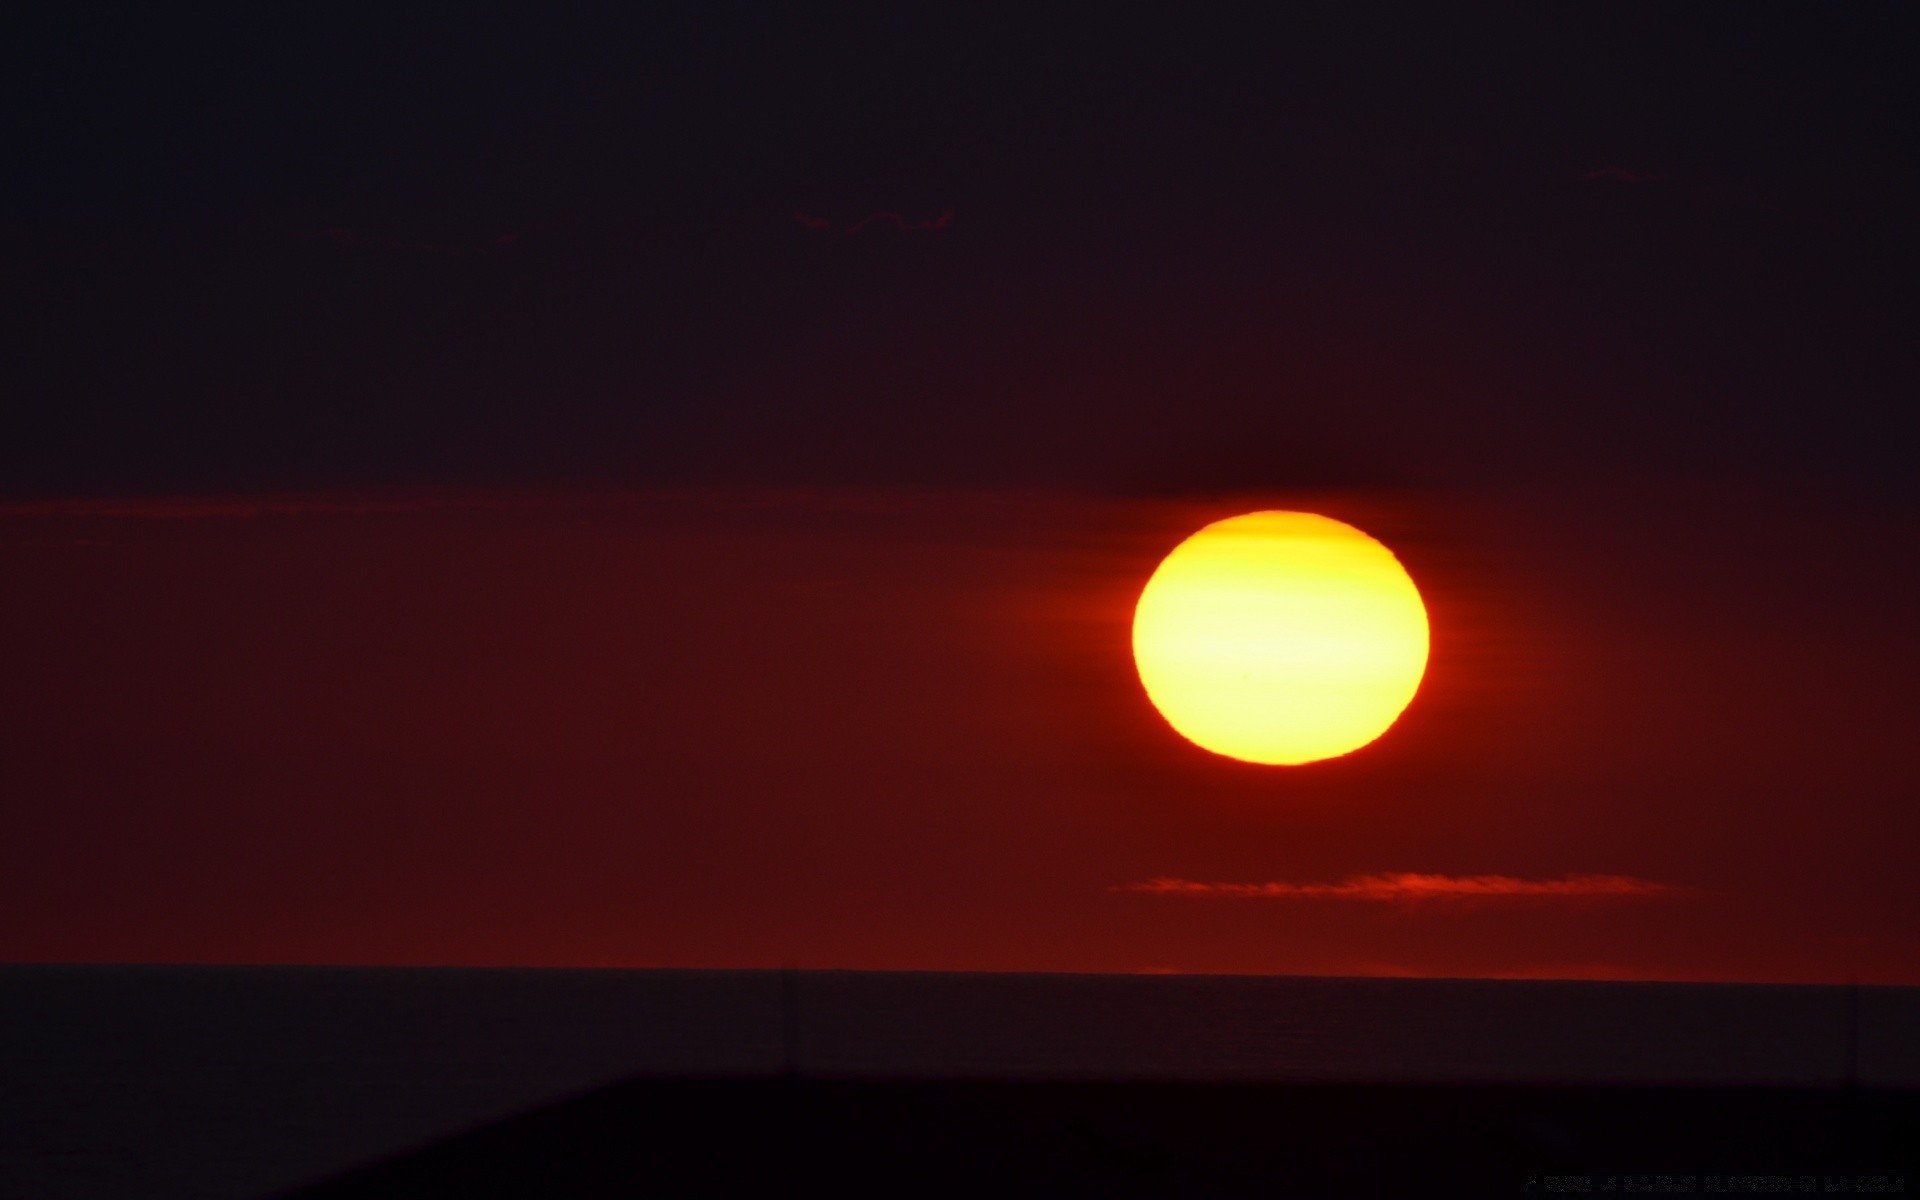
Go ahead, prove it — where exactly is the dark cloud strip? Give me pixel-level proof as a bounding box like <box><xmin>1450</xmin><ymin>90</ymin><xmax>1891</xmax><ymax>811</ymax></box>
<box><xmin>1117</xmin><ymin>873</ymin><xmax>1685</xmax><ymax>903</ymax></box>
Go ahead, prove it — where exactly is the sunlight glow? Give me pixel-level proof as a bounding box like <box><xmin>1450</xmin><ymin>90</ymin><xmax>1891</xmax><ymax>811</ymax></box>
<box><xmin>1131</xmin><ymin>511</ymin><xmax>1429</xmax><ymax>765</ymax></box>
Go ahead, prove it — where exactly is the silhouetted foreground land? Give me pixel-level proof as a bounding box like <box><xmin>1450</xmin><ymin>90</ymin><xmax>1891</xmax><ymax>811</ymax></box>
<box><xmin>287</xmin><ymin>1077</ymin><xmax>1918</xmax><ymax>1198</ymax></box>
<box><xmin>7</xmin><ymin>967</ymin><xmax>1917</xmax><ymax>1196</ymax></box>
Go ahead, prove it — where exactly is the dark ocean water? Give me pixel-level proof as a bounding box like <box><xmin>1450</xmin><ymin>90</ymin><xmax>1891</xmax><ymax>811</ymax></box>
<box><xmin>3</xmin><ymin>965</ymin><xmax>1917</xmax><ymax>1198</ymax></box>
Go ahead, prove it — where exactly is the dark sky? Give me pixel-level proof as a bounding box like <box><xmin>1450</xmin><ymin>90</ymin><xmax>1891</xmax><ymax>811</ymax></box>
<box><xmin>2</xmin><ymin>6</ymin><xmax>1916</xmax><ymax>981</ymax></box>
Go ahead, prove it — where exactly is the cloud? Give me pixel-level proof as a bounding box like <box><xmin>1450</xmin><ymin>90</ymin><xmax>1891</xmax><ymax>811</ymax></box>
<box><xmin>1115</xmin><ymin>872</ymin><xmax>1684</xmax><ymax>903</ymax></box>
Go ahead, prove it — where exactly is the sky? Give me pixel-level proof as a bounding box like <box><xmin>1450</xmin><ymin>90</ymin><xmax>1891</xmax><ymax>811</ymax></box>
<box><xmin>2</xmin><ymin>6</ymin><xmax>1916</xmax><ymax>982</ymax></box>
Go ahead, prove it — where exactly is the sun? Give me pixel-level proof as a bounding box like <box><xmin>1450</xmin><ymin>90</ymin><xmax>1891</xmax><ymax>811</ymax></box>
<box><xmin>1131</xmin><ymin>511</ymin><xmax>1429</xmax><ymax>765</ymax></box>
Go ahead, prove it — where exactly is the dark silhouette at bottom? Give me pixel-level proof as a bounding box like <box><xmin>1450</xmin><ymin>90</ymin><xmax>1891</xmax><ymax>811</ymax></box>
<box><xmin>283</xmin><ymin>1077</ymin><xmax>1918</xmax><ymax>1198</ymax></box>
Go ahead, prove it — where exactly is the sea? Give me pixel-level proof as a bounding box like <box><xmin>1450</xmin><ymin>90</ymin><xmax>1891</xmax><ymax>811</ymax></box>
<box><xmin>2</xmin><ymin>965</ymin><xmax>1916</xmax><ymax>1199</ymax></box>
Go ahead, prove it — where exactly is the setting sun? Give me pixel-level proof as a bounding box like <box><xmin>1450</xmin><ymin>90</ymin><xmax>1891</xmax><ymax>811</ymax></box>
<box><xmin>1131</xmin><ymin>511</ymin><xmax>1430</xmax><ymax>765</ymax></box>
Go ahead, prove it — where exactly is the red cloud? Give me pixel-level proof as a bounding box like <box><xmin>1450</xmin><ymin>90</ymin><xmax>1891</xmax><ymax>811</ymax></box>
<box><xmin>1116</xmin><ymin>873</ymin><xmax>1683</xmax><ymax>902</ymax></box>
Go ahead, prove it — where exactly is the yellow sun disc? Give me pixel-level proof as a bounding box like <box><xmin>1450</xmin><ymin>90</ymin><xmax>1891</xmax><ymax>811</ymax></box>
<box><xmin>1131</xmin><ymin>511</ymin><xmax>1429</xmax><ymax>765</ymax></box>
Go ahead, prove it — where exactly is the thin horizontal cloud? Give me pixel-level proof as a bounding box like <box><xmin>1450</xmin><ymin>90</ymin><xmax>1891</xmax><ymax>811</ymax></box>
<box><xmin>1116</xmin><ymin>873</ymin><xmax>1684</xmax><ymax>902</ymax></box>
